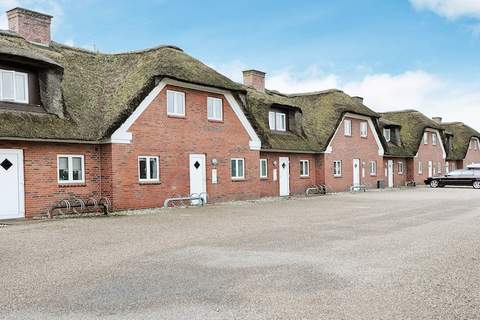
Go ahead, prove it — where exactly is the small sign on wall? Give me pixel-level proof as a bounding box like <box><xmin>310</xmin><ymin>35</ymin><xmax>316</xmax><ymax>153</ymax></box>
<box><xmin>273</xmin><ymin>169</ymin><xmax>278</xmax><ymax>181</ymax></box>
<box><xmin>212</xmin><ymin>169</ymin><xmax>218</xmax><ymax>184</ymax></box>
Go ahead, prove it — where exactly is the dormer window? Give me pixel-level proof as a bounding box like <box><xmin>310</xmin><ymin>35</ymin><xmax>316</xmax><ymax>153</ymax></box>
<box><xmin>268</xmin><ymin>111</ymin><xmax>286</xmax><ymax>131</ymax></box>
<box><xmin>383</xmin><ymin>128</ymin><xmax>391</xmax><ymax>142</ymax></box>
<box><xmin>0</xmin><ymin>69</ymin><xmax>28</xmax><ymax>104</ymax></box>
<box><xmin>432</xmin><ymin>133</ymin><xmax>437</xmax><ymax>146</ymax></box>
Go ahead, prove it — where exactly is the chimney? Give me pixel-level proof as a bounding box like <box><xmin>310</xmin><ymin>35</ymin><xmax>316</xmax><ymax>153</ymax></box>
<box><xmin>432</xmin><ymin>117</ymin><xmax>442</xmax><ymax>123</ymax></box>
<box><xmin>243</xmin><ymin>69</ymin><xmax>266</xmax><ymax>92</ymax></box>
<box><xmin>7</xmin><ymin>7</ymin><xmax>52</xmax><ymax>46</ymax></box>
<box><xmin>353</xmin><ymin>96</ymin><xmax>364</xmax><ymax>104</ymax></box>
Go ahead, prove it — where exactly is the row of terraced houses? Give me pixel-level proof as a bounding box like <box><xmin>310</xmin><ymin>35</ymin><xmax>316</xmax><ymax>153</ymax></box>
<box><xmin>0</xmin><ymin>8</ymin><xmax>479</xmax><ymax>219</ymax></box>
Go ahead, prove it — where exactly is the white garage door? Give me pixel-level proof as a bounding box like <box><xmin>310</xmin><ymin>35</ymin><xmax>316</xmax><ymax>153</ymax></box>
<box><xmin>0</xmin><ymin>149</ymin><xmax>24</xmax><ymax>219</ymax></box>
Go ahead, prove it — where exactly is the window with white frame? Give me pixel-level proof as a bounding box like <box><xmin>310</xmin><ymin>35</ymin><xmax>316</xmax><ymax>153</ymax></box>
<box><xmin>207</xmin><ymin>97</ymin><xmax>223</xmax><ymax>121</ymax></box>
<box><xmin>474</xmin><ymin>139</ymin><xmax>478</xmax><ymax>150</ymax></box>
<box><xmin>300</xmin><ymin>160</ymin><xmax>310</xmax><ymax>177</ymax></box>
<box><xmin>344</xmin><ymin>119</ymin><xmax>352</xmax><ymax>136</ymax></box>
<box><xmin>369</xmin><ymin>160</ymin><xmax>377</xmax><ymax>176</ymax></box>
<box><xmin>231</xmin><ymin>158</ymin><xmax>245</xmax><ymax>179</ymax></box>
<box><xmin>398</xmin><ymin>161</ymin><xmax>404</xmax><ymax>174</ymax></box>
<box><xmin>57</xmin><ymin>155</ymin><xmax>85</xmax><ymax>183</ymax></box>
<box><xmin>0</xmin><ymin>69</ymin><xmax>28</xmax><ymax>103</ymax></box>
<box><xmin>383</xmin><ymin>128</ymin><xmax>391</xmax><ymax>142</ymax></box>
<box><xmin>437</xmin><ymin>162</ymin><xmax>442</xmax><ymax>174</ymax></box>
<box><xmin>445</xmin><ymin>161</ymin><xmax>450</xmax><ymax>173</ymax></box>
<box><xmin>138</xmin><ymin>156</ymin><xmax>159</xmax><ymax>182</ymax></box>
<box><xmin>360</xmin><ymin>121</ymin><xmax>368</xmax><ymax>138</ymax></box>
<box><xmin>423</xmin><ymin>132</ymin><xmax>428</xmax><ymax>144</ymax></box>
<box><xmin>268</xmin><ymin>111</ymin><xmax>286</xmax><ymax>131</ymax></box>
<box><xmin>418</xmin><ymin>161</ymin><xmax>423</xmax><ymax>174</ymax></box>
<box><xmin>259</xmin><ymin>159</ymin><xmax>268</xmax><ymax>178</ymax></box>
<box><xmin>432</xmin><ymin>133</ymin><xmax>437</xmax><ymax>145</ymax></box>
<box><xmin>167</xmin><ymin>90</ymin><xmax>185</xmax><ymax>116</ymax></box>
<box><xmin>333</xmin><ymin>160</ymin><xmax>342</xmax><ymax>177</ymax></box>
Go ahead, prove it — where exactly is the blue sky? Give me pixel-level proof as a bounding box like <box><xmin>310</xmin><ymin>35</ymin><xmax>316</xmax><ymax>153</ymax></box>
<box><xmin>1</xmin><ymin>0</ymin><xmax>480</xmax><ymax>129</ymax></box>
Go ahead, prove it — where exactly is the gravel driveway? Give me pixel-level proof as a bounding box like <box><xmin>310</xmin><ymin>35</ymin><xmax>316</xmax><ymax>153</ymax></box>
<box><xmin>1</xmin><ymin>187</ymin><xmax>480</xmax><ymax>319</ymax></box>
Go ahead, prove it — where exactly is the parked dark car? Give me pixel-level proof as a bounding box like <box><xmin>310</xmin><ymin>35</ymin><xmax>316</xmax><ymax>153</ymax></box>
<box><xmin>425</xmin><ymin>165</ymin><xmax>480</xmax><ymax>189</ymax></box>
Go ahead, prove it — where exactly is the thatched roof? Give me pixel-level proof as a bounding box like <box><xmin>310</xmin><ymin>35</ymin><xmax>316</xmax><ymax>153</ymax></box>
<box><xmin>0</xmin><ymin>31</ymin><xmax>243</xmax><ymax>141</ymax></box>
<box><xmin>380</xmin><ymin>110</ymin><xmax>444</xmax><ymax>157</ymax></box>
<box><xmin>441</xmin><ymin>122</ymin><xmax>480</xmax><ymax>161</ymax></box>
<box><xmin>244</xmin><ymin>88</ymin><xmax>380</xmax><ymax>152</ymax></box>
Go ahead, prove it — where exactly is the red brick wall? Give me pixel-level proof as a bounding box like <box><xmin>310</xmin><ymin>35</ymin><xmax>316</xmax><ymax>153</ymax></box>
<box><xmin>383</xmin><ymin>157</ymin><xmax>408</xmax><ymax>187</ymax></box>
<box><xmin>412</xmin><ymin>130</ymin><xmax>446</xmax><ymax>185</ymax></box>
<box><xmin>323</xmin><ymin>117</ymin><xmax>384</xmax><ymax>192</ymax></box>
<box><xmin>0</xmin><ymin>141</ymin><xmax>101</xmax><ymax>218</ymax></box>
<box><xmin>463</xmin><ymin>138</ymin><xmax>480</xmax><ymax>167</ymax></box>
<box><xmin>109</xmin><ymin>85</ymin><xmax>260</xmax><ymax>210</ymax></box>
<box><xmin>258</xmin><ymin>152</ymin><xmax>318</xmax><ymax>197</ymax></box>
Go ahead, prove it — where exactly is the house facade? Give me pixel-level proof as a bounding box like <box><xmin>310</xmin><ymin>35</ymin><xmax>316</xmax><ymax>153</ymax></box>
<box><xmin>440</xmin><ymin>122</ymin><xmax>480</xmax><ymax>170</ymax></box>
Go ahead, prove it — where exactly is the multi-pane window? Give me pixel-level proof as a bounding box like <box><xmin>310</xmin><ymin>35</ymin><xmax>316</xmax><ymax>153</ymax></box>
<box><xmin>300</xmin><ymin>160</ymin><xmax>310</xmax><ymax>177</ymax></box>
<box><xmin>437</xmin><ymin>162</ymin><xmax>442</xmax><ymax>174</ymax></box>
<box><xmin>423</xmin><ymin>132</ymin><xmax>428</xmax><ymax>144</ymax></box>
<box><xmin>398</xmin><ymin>161</ymin><xmax>404</xmax><ymax>175</ymax></box>
<box><xmin>268</xmin><ymin>111</ymin><xmax>286</xmax><ymax>131</ymax></box>
<box><xmin>369</xmin><ymin>160</ymin><xmax>377</xmax><ymax>176</ymax></box>
<box><xmin>360</xmin><ymin>122</ymin><xmax>368</xmax><ymax>138</ymax></box>
<box><xmin>0</xmin><ymin>69</ymin><xmax>28</xmax><ymax>103</ymax></box>
<box><xmin>207</xmin><ymin>97</ymin><xmax>223</xmax><ymax>121</ymax></box>
<box><xmin>333</xmin><ymin>160</ymin><xmax>342</xmax><ymax>177</ymax></box>
<box><xmin>231</xmin><ymin>158</ymin><xmax>245</xmax><ymax>179</ymax></box>
<box><xmin>344</xmin><ymin>119</ymin><xmax>352</xmax><ymax>136</ymax></box>
<box><xmin>445</xmin><ymin>161</ymin><xmax>450</xmax><ymax>174</ymax></box>
<box><xmin>432</xmin><ymin>133</ymin><xmax>437</xmax><ymax>146</ymax></box>
<box><xmin>383</xmin><ymin>128</ymin><xmax>391</xmax><ymax>142</ymax></box>
<box><xmin>167</xmin><ymin>90</ymin><xmax>185</xmax><ymax>116</ymax></box>
<box><xmin>259</xmin><ymin>159</ymin><xmax>268</xmax><ymax>178</ymax></box>
<box><xmin>418</xmin><ymin>161</ymin><xmax>423</xmax><ymax>174</ymax></box>
<box><xmin>57</xmin><ymin>155</ymin><xmax>85</xmax><ymax>184</ymax></box>
<box><xmin>138</xmin><ymin>156</ymin><xmax>159</xmax><ymax>182</ymax></box>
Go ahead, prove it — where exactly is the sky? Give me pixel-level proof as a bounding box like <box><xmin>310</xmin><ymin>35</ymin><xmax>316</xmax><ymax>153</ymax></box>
<box><xmin>1</xmin><ymin>0</ymin><xmax>480</xmax><ymax>130</ymax></box>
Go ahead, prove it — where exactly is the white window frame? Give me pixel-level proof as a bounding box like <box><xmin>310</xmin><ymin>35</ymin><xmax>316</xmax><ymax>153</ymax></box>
<box><xmin>445</xmin><ymin>161</ymin><xmax>450</xmax><ymax>174</ymax></box>
<box><xmin>344</xmin><ymin>119</ymin><xmax>352</xmax><ymax>136</ymax></box>
<box><xmin>360</xmin><ymin>121</ymin><xmax>368</xmax><ymax>138</ymax></box>
<box><xmin>333</xmin><ymin>160</ymin><xmax>342</xmax><ymax>177</ymax></box>
<box><xmin>418</xmin><ymin>161</ymin><xmax>423</xmax><ymax>174</ymax></box>
<box><xmin>437</xmin><ymin>162</ymin><xmax>442</xmax><ymax>174</ymax></box>
<box><xmin>259</xmin><ymin>158</ymin><xmax>268</xmax><ymax>178</ymax></box>
<box><xmin>369</xmin><ymin>160</ymin><xmax>377</xmax><ymax>176</ymax></box>
<box><xmin>398</xmin><ymin>161</ymin><xmax>404</xmax><ymax>175</ymax></box>
<box><xmin>207</xmin><ymin>97</ymin><xmax>223</xmax><ymax>121</ymax></box>
<box><xmin>166</xmin><ymin>90</ymin><xmax>185</xmax><ymax>117</ymax></box>
<box><xmin>57</xmin><ymin>155</ymin><xmax>85</xmax><ymax>184</ymax></box>
<box><xmin>423</xmin><ymin>132</ymin><xmax>428</xmax><ymax>145</ymax></box>
<box><xmin>138</xmin><ymin>156</ymin><xmax>160</xmax><ymax>182</ymax></box>
<box><xmin>0</xmin><ymin>69</ymin><xmax>29</xmax><ymax>104</ymax></box>
<box><xmin>231</xmin><ymin>158</ymin><xmax>245</xmax><ymax>180</ymax></box>
<box><xmin>432</xmin><ymin>133</ymin><xmax>437</xmax><ymax>146</ymax></box>
<box><xmin>300</xmin><ymin>160</ymin><xmax>310</xmax><ymax>177</ymax></box>
<box><xmin>383</xmin><ymin>128</ymin><xmax>391</xmax><ymax>142</ymax></box>
<box><xmin>268</xmin><ymin>111</ymin><xmax>286</xmax><ymax>131</ymax></box>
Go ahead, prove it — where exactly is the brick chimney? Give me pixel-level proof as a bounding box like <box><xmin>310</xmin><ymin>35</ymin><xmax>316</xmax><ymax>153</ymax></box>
<box><xmin>7</xmin><ymin>7</ymin><xmax>52</xmax><ymax>46</ymax></box>
<box><xmin>243</xmin><ymin>70</ymin><xmax>266</xmax><ymax>92</ymax></box>
<box><xmin>432</xmin><ymin>117</ymin><xmax>442</xmax><ymax>123</ymax></box>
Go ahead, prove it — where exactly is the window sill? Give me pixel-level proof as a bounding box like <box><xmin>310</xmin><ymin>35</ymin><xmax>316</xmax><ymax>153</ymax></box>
<box><xmin>58</xmin><ymin>183</ymin><xmax>86</xmax><ymax>188</ymax></box>
<box><xmin>208</xmin><ymin>118</ymin><xmax>224</xmax><ymax>123</ymax></box>
<box><xmin>167</xmin><ymin>114</ymin><xmax>186</xmax><ymax>119</ymax></box>
<box><xmin>300</xmin><ymin>176</ymin><xmax>310</xmax><ymax>179</ymax></box>
<box><xmin>333</xmin><ymin>175</ymin><xmax>343</xmax><ymax>178</ymax></box>
<box><xmin>260</xmin><ymin>177</ymin><xmax>269</xmax><ymax>180</ymax></box>
<box><xmin>231</xmin><ymin>178</ymin><xmax>246</xmax><ymax>182</ymax></box>
<box><xmin>139</xmin><ymin>181</ymin><xmax>161</xmax><ymax>185</ymax></box>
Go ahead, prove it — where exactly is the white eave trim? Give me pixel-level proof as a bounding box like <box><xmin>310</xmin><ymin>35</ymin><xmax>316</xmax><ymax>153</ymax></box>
<box><xmin>324</xmin><ymin>112</ymin><xmax>384</xmax><ymax>156</ymax></box>
<box><xmin>109</xmin><ymin>78</ymin><xmax>261</xmax><ymax>150</ymax></box>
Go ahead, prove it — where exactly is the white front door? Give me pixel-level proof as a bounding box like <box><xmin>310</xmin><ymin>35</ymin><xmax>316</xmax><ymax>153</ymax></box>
<box><xmin>0</xmin><ymin>149</ymin><xmax>24</xmax><ymax>219</ymax></box>
<box><xmin>428</xmin><ymin>161</ymin><xmax>433</xmax><ymax>178</ymax></box>
<box><xmin>189</xmin><ymin>154</ymin><xmax>207</xmax><ymax>203</ymax></box>
<box><xmin>279</xmin><ymin>157</ymin><xmax>290</xmax><ymax>196</ymax></box>
<box><xmin>387</xmin><ymin>160</ymin><xmax>394</xmax><ymax>187</ymax></box>
<box><xmin>353</xmin><ymin>159</ymin><xmax>360</xmax><ymax>187</ymax></box>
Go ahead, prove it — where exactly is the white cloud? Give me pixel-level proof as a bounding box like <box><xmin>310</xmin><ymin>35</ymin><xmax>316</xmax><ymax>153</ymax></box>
<box><xmin>0</xmin><ymin>0</ymin><xmax>63</xmax><ymax>32</ymax></box>
<box><xmin>214</xmin><ymin>61</ymin><xmax>480</xmax><ymax>131</ymax></box>
<box><xmin>410</xmin><ymin>0</ymin><xmax>480</xmax><ymax>19</ymax></box>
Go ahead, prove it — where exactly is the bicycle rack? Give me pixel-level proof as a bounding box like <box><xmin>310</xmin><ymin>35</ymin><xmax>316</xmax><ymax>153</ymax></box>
<box><xmin>47</xmin><ymin>196</ymin><xmax>111</xmax><ymax>219</ymax></box>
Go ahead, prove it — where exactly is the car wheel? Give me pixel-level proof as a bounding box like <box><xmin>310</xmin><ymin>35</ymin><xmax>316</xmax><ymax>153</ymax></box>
<box><xmin>430</xmin><ymin>180</ymin><xmax>439</xmax><ymax>188</ymax></box>
<box><xmin>473</xmin><ymin>181</ymin><xmax>480</xmax><ymax>189</ymax></box>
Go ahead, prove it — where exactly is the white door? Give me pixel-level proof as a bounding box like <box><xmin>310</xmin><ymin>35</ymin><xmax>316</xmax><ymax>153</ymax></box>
<box><xmin>279</xmin><ymin>157</ymin><xmax>290</xmax><ymax>196</ymax></box>
<box><xmin>428</xmin><ymin>161</ymin><xmax>433</xmax><ymax>178</ymax></box>
<box><xmin>387</xmin><ymin>160</ymin><xmax>394</xmax><ymax>188</ymax></box>
<box><xmin>0</xmin><ymin>149</ymin><xmax>24</xmax><ymax>219</ymax></box>
<box><xmin>353</xmin><ymin>159</ymin><xmax>360</xmax><ymax>187</ymax></box>
<box><xmin>189</xmin><ymin>154</ymin><xmax>207</xmax><ymax>204</ymax></box>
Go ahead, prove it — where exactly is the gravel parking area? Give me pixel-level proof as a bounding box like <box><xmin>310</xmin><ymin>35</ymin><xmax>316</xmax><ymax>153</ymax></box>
<box><xmin>1</xmin><ymin>187</ymin><xmax>480</xmax><ymax>319</ymax></box>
